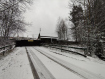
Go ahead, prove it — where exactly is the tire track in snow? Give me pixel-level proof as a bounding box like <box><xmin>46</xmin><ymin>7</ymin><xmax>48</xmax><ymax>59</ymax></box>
<box><xmin>33</xmin><ymin>47</ymin><xmax>105</xmax><ymax>79</ymax></box>
<box><xmin>25</xmin><ymin>47</ymin><xmax>40</xmax><ymax>79</ymax></box>
<box><xmin>27</xmin><ymin>47</ymin><xmax>55</xmax><ymax>79</ymax></box>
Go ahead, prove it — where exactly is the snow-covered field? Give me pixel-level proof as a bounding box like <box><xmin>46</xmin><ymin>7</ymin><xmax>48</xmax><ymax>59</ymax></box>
<box><xmin>0</xmin><ymin>47</ymin><xmax>34</xmax><ymax>79</ymax></box>
<box><xmin>0</xmin><ymin>46</ymin><xmax>105</xmax><ymax>79</ymax></box>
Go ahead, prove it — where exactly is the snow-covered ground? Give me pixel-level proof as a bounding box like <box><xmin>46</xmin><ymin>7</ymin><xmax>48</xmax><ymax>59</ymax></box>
<box><xmin>0</xmin><ymin>47</ymin><xmax>34</xmax><ymax>79</ymax></box>
<box><xmin>31</xmin><ymin>46</ymin><xmax>105</xmax><ymax>79</ymax></box>
<box><xmin>49</xmin><ymin>45</ymin><xmax>85</xmax><ymax>55</ymax></box>
<box><xmin>28</xmin><ymin>47</ymin><xmax>84</xmax><ymax>79</ymax></box>
<box><xmin>0</xmin><ymin>46</ymin><xmax>105</xmax><ymax>79</ymax></box>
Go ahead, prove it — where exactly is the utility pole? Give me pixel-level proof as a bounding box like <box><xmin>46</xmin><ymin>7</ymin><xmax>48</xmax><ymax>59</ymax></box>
<box><xmin>32</xmin><ymin>34</ymin><xmax>34</xmax><ymax>40</ymax></box>
<box><xmin>27</xmin><ymin>35</ymin><xmax>28</xmax><ymax>40</ymax></box>
<box><xmin>40</xmin><ymin>28</ymin><xmax>41</xmax><ymax>33</ymax></box>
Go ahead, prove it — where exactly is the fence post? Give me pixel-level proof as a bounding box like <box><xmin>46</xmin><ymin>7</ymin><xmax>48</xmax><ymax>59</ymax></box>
<box><xmin>3</xmin><ymin>51</ymin><xmax>5</xmax><ymax>56</ymax></box>
<box><xmin>50</xmin><ymin>44</ymin><xmax>51</xmax><ymax>49</ymax></box>
<box><xmin>55</xmin><ymin>44</ymin><xmax>57</xmax><ymax>50</ymax></box>
<box><xmin>84</xmin><ymin>48</ymin><xmax>87</xmax><ymax>57</ymax></box>
<box><xmin>61</xmin><ymin>45</ymin><xmax>62</xmax><ymax>52</ymax></box>
<box><xmin>3</xmin><ymin>47</ymin><xmax>5</xmax><ymax>56</ymax></box>
<box><xmin>10</xmin><ymin>45</ymin><xmax>12</xmax><ymax>50</ymax></box>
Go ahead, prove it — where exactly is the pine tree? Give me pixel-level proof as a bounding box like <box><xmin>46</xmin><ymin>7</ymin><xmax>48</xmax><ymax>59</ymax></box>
<box><xmin>70</xmin><ymin>4</ymin><xmax>83</xmax><ymax>42</ymax></box>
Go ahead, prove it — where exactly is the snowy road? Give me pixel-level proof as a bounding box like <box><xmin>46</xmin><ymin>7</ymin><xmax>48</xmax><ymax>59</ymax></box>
<box><xmin>27</xmin><ymin>47</ymin><xmax>105</xmax><ymax>79</ymax></box>
<box><xmin>27</xmin><ymin>47</ymin><xmax>55</xmax><ymax>79</ymax></box>
<box><xmin>27</xmin><ymin>47</ymin><xmax>84</xmax><ymax>79</ymax></box>
<box><xmin>0</xmin><ymin>47</ymin><xmax>105</xmax><ymax>79</ymax></box>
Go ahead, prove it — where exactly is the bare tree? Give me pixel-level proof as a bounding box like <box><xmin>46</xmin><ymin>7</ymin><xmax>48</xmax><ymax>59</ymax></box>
<box><xmin>56</xmin><ymin>18</ymin><xmax>68</xmax><ymax>40</ymax></box>
<box><xmin>0</xmin><ymin>0</ymin><xmax>32</xmax><ymax>45</ymax></box>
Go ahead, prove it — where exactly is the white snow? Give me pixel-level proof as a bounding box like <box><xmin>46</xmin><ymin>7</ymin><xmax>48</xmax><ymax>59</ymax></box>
<box><xmin>0</xmin><ymin>47</ymin><xmax>34</xmax><ymax>79</ymax></box>
<box><xmin>0</xmin><ymin>46</ymin><xmax>105</xmax><ymax>79</ymax></box>
<box><xmin>35</xmin><ymin>46</ymin><xmax>105</xmax><ymax>79</ymax></box>
<box><xmin>28</xmin><ymin>47</ymin><xmax>84</xmax><ymax>79</ymax></box>
<box><xmin>27</xmin><ymin>48</ymin><xmax>56</xmax><ymax>79</ymax></box>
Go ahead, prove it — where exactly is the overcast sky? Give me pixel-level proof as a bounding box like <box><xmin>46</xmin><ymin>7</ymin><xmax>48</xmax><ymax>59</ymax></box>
<box><xmin>22</xmin><ymin>0</ymin><xmax>71</xmax><ymax>38</ymax></box>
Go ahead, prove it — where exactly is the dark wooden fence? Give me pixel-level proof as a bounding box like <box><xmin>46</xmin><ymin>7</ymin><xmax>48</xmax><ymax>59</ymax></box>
<box><xmin>16</xmin><ymin>40</ymin><xmax>42</xmax><ymax>47</ymax></box>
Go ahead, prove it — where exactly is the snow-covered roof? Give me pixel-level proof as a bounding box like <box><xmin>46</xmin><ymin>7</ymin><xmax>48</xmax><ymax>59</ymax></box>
<box><xmin>40</xmin><ymin>36</ymin><xmax>58</xmax><ymax>39</ymax></box>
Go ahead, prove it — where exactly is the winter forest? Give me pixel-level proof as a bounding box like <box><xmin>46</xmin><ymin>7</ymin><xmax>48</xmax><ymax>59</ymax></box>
<box><xmin>0</xmin><ymin>0</ymin><xmax>105</xmax><ymax>79</ymax></box>
<box><xmin>56</xmin><ymin>0</ymin><xmax>105</xmax><ymax>58</ymax></box>
<box><xmin>0</xmin><ymin>0</ymin><xmax>105</xmax><ymax>59</ymax></box>
<box><xmin>0</xmin><ymin>0</ymin><xmax>32</xmax><ymax>46</ymax></box>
